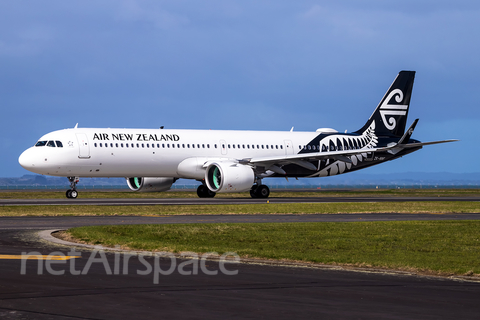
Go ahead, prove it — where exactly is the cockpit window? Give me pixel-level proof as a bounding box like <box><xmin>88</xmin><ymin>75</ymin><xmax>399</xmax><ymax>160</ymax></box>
<box><xmin>46</xmin><ymin>141</ymin><xmax>56</xmax><ymax>147</ymax></box>
<box><xmin>35</xmin><ymin>141</ymin><xmax>47</xmax><ymax>147</ymax></box>
<box><xmin>56</xmin><ymin>141</ymin><xmax>63</xmax><ymax>147</ymax></box>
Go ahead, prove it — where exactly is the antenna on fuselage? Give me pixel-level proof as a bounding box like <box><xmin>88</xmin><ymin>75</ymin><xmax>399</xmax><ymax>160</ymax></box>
<box><xmin>290</xmin><ymin>127</ymin><xmax>294</xmax><ymax>132</ymax></box>
<box><xmin>74</xmin><ymin>123</ymin><xmax>78</xmax><ymax>129</ymax></box>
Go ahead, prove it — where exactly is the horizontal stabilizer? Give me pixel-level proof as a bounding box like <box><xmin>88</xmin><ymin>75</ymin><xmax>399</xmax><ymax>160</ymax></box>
<box><xmin>397</xmin><ymin>119</ymin><xmax>419</xmax><ymax>145</ymax></box>
<box><xmin>398</xmin><ymin>139</ymin><xmax>459</xmax><ymax>148</ymax></box>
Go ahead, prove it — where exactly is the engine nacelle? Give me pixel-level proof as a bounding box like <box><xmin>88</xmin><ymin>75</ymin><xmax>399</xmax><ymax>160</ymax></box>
<box><xmin>126</xmin><ymin>177</ymin><xmax>176</xmax><ymax>192</ymax></box>
<box><xmin>205</xmin><ymin>162</ymin><xmax>254</xmax><ymax>193</ymax></box>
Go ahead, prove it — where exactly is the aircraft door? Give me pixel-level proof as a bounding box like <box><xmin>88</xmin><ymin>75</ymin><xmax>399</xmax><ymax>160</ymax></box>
<box><xmin>284</xmin><ymin>140</ymin><xmax>294</xmax><ymax>155</ymax></box>
<box><xmin>76</xmin><ymin>133</ymin><xmax>91</xmax><ymax>159</ymax></box>
<box><xmin>220</xmin><ymin>140</ymin><xmax>227</xmax><ymax>155</ymax></box>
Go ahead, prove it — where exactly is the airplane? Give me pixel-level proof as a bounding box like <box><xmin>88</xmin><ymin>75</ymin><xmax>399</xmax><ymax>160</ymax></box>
<box><xmin>18</xmin><ymin>71</ymin><xmax>457</xmax><ymax>199</ymax></box>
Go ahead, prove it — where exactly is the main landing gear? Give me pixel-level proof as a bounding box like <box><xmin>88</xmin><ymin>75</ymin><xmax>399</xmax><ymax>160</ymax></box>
<box><xmin>250</xmin><ymin>184</ymin><xmax>270</xmax><ymax>198</ymax></box>
<box><xmin>66</xmin><ymin>177</ymin><xmax>79</xmax><ymax>199</ymax></box>
<box><xmin>195</xmin><ymin>181</ymin><xmax>270</xmax><ymax>199</ymax></box>
<box><xmin>197</xmin><ymin>184</ymin><xmax>216</xmax><ymax>198</ymax></box>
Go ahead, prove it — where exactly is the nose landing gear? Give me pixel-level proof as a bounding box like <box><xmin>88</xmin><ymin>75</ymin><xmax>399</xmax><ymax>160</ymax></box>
<box><xmin>66</xmin><ymin>177</ymin><xmax>79</xmax><ymax>199</ymax></box>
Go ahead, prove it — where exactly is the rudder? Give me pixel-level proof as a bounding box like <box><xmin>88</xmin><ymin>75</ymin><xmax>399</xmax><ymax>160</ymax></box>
<box><xmin>355</xmin><ymin>71</ymin><xmax>416</xmax><ymax>137</ymax></box>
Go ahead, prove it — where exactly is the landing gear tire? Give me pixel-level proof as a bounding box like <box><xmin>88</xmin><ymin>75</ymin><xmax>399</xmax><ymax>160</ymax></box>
<box><xmin>197</xmin><ymin>185</ymin><xmax>216</xmax><ymax>198</ymax></box>
<box><xmin>66</xmin><ymin>176</ymin><xmax>80</xmax><ymax>199</ymax></box>
<box><xmin>66</xmin><ymin>190</ymin><xmax>78</xmax><ymax>199</ymax></box>
<box><xmin>250</xmin><ymin>185</ymin><xmax>270</xmax><ymax>199</ymax></box>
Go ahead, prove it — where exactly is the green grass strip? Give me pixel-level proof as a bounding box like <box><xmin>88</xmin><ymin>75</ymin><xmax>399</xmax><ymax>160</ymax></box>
<box><xmin>1</xmin><ymin>201</ymin><xmax>479</xmax><ymax>216</ymax></box>
<box><xmin>68</xmin><ymin>220</ymin><xmax>480</xmax><ymax>276</ymax></box>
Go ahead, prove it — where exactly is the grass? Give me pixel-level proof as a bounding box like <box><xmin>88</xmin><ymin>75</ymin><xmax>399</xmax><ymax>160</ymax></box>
<box><xmin>1</xmin><ymin>201</ymin><xmax>479</xmax><ymax>216</ymax></box>
<box><xmin>1</xmin><ymin>189</ymin><xmax>479</xmax><ymax>199</ymax></box>
<box><xmin>67</xmin><ymin>220</ymin><xmax>480</xmax><ymax>276</ymax></box>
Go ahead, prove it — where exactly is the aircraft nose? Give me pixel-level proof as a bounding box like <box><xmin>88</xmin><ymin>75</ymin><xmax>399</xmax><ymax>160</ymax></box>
<box><xmin>18</xmin><ymin>148</ymin><xmax>37</xmax><ymax>171</ymax></box>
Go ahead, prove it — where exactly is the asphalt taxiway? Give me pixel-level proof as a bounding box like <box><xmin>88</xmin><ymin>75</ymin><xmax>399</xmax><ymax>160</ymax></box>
<box><xmin>0</xmin><ymin>214</ymin><xmax>480</xmax><ymax>318</ymax></box>
<box><xmin>1</xmin><ymin>195</ymin><xmax>480</xmax><ymax>318</ymax></box>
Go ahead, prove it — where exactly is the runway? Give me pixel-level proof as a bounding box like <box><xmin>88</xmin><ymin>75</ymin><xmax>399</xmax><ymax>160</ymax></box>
<box><xmin>1</xmin><ymin>195</ymin><xmax>479</xmax><ymax>206</ymax></box>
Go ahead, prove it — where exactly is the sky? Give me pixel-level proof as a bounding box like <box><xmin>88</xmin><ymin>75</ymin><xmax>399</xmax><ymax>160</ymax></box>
<box><xmin>1</xmin><ymin>1</ymin><xmax>479</xmax><ymax>178</ymax></box>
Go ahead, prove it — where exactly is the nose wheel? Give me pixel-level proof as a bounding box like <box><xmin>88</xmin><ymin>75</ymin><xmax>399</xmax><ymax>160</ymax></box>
<box><xmin>66</xmin><ymin>189</ymin><xmax>78</xmax><ymax>199</ymax></box>
<box><xmin>66</xmin><ymin>177</ymin><xmax>79</xmax><ymax>199</ymax></box>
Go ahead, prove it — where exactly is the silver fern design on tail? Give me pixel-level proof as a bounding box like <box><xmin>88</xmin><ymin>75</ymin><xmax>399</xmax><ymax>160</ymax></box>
<box><xmin>308</xmin><ymin>122</ymin><xmax>378</xmax><ymax>177</ymax></box>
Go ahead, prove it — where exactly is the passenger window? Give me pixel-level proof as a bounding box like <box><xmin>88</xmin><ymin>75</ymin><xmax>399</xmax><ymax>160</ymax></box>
<box><xmin>100</xmin><ymin>143</ymin><xmax>103</xmax><ymax>147</ymax></box>
<box><xmin>232</xmin><ymin>145</ymin><xmax>235</xmax><ymax>149</ymax></box>
<box><xmin>192</xmin><ymin>144</ymin><xmax>195</xmax><ymax>148</ymax></box>
<box><xmin>203</xmin><ymin>144</ymin><xmax>205</xmax><ymax>148</ymax></box>
<box><xmin>137</xmin><ymin>143</ymin><xmax>139</xmax><ymax>148</ymax></box>
<box><xmin>94</xmin><ymin>143</ymin><xmax>97</xmax><ymax>147</ymax></box>
<box><xmin>121</xmin><ymin>143</ymin><xmax>124</xmax><ymax>148</ymax></box>
<box><xmin>266</xmin><ymin>145</ymin><xmax>269</xmax><ymax>149</ymax></box>
<box><xmin>126</xmin><ymin>144</ymin><xmax>128</xmax><ymax>148</ymax></box>
<box><xmin>116</xmin><ymin>143</ymin><xmax>119</xmax><ymax>148</ymax></box>
<box><xmin>47</xmin><ymin>141</ymin><xmax>56</xmax><ymax>147</ymax></box>
<box><xmin>142</xmin><ymin>144</ymin><xmax>145</xmax><ymax>148</ymax></box>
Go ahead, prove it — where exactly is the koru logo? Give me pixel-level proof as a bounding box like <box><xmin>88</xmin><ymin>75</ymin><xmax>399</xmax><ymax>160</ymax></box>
<box><xmin>379</xmin><ymin>89</ymin><xmax>408</xmax><ymax>130</ymax></box>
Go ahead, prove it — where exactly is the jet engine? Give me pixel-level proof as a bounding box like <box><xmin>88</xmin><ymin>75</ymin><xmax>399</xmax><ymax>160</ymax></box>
<box><xmin>126</xmin><ymin>177</ymin><xmax>176</xmax><ymax>192</ymax></box>
<box><xmin>205</xmin><ymin>162</ymin><xmax>254</xmax><ymax>193</ymax></box>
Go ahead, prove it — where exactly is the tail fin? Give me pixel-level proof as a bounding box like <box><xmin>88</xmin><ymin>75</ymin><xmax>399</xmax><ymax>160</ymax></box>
<box><xmin>355</xmin><ymin>71</ymin><xmax>416</xmax><ymax>138</ymax></box>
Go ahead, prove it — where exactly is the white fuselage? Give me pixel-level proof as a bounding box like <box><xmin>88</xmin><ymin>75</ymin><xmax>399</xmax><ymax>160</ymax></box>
<box><xmin>19</xmin><ymin>127</ymin><xmax>320</xmax><ymax>178</ymax></box>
